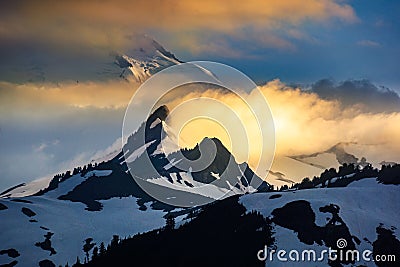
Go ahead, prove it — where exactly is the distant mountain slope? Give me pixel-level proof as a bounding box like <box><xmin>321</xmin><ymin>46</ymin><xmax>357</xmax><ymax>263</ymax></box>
<box><xmin>113</xmin><ymin>34</ymin><xmax>182</xmax><ymax>82</ymax></box>
<box><xmin>265</xmin><ymin>142</ymin><xmax>376</xmax><ymax>188</ymax></box>
<box><xmin>0</xmin><ymin>34</ymin><xmax>182</xmax><ymax>84</ymax></box>
<box><xmin>289</xmin><ymin>142</ymin><xmax>368</xmax><ymax>170</ymax></box>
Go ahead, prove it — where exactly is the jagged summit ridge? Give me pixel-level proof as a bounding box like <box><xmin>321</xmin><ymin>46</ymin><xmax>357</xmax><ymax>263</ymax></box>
<box><xmin>114</xmin><ymin>35</ymin><xmax>182</xmax><ymax>83</ymax></box>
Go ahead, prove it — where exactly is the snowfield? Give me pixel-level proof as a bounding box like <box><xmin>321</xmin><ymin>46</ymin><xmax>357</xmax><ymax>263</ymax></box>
<box><xmin>240</xmin><ymin>178</ymin><xmax>400</xmax><ymax>267</ymax></box>
<box><xmin>0</xmin><ymin>195</ymin><xmax>166</xmax><ymax>266</ymax></box>
<box><xmin>0</xmin><ymin>170</ymin><xmax>168</xmax><ymax>266</ymax></box>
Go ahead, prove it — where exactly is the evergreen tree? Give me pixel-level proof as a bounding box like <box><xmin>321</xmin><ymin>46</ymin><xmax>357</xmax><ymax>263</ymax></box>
<box><xmin>74</xmin><ymin>256</ymin><xmax>80</xmax><ymax>266</ymax></box>
<box><xmin>111</xmin><ymin>235</ymin><xmax>120</xmax><ymax>248</ymax></box>
<box><xmin>83</xmin><ymin>238</ymin><xmax>95</xmax><ymax>263</ymax></box>
<box><xmin>99</xmin><ymin>242</ymin><xmax>106</xmax><ymax>256</ymax></box>
<box><xmin>165</xmin><ymin>214</ymin><xmax>175</xmax><ymax>230</ymax></box>
<box><xmin>92</xmin><ymin>246</ymin><xmax>98</xmax><ymax>260</ymax></box>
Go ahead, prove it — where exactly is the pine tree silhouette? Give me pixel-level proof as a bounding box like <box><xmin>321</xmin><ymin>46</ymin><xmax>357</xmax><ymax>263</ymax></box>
<box><xmin>111</xmin><ymin>235</ymin><xmax>120</xmax><ymax>249</ymax></box>
<box><xmin>82</xmin><ymin>238</ymin><xmax>95</xmax><ymax>263</ymax></box>
<box><xmin>165</xmin><ymin>214</ymin><xmax>175</xmax><ymax>230</ymax></box>
<box><xmin>92</xmin><ymin>246</ymin><xmax>98</xmax><ymax>260</ymax></box>
<box><xmin>99</xmin><ymin>242</ymin><xmax>106</xmax><ymax>256</ymax></box>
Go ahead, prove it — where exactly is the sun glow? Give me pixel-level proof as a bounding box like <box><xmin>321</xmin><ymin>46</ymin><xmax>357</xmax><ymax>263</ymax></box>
<box><xmin>178</xmin><ymin>117</ymin><xmax>232</xmax><ymax>151</ymax></box>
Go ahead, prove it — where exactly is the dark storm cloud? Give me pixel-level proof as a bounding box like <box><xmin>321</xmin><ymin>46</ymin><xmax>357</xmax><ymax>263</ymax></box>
<box><xmin>311</xmin><ymin>79</ymin><xmax>400</xmax><ymax>113</ymax></box>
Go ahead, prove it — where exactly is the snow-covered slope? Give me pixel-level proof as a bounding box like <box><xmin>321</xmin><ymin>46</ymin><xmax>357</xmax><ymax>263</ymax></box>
<box><xmin>0</xmin><ymin>176</ymin><xmax>53</xmax><ymax>198</ymax></box>
<box><xmin>68</xmin><ymin>176</ymin><xmax>399</xmax><ymax>267</ymax></box>
<box><xmin>0</xmin><ymin>34</ymin><xmax>182</xmax><ymax>84</ymax></box>
<box><xmin>289</xmin><ymin>142</ymin><xmax>369</xmax><ymax>171</ymax></box>
<box><xmin>267</xmin><ymin>142</ymin><xmax>377</xmax><ymax>187</ymax></box>
<box><xmin>240</xmin><ymin>178</ymin><xmax>400</xmax><ymax>267</ymax></box>
<box><xmin>113</xmin><ymin>34</ymin><xmax>182</xmax><ymax>83</ymax></box>
<box><xmin>0</xmin><ymin>192</ymin><xmax>166</xmax><ymax>266</ymax></box>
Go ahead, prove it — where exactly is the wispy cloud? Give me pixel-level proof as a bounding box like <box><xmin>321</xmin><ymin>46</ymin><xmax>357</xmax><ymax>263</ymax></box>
<box><xmin>357</xmin><ymin>40</ymin><xmax>381</xmax><ymax>47</ymax></box>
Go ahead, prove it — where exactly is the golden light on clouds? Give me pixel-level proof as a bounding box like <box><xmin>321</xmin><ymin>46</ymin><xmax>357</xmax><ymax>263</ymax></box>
<box><xmin>2</xmin><ymin>78</ymin><xmax>399</xmax><ymax>178</ymax></box>
<box><xmin>0</xmin><ymin>0</ymin><xmax>358</xmax><ymax>53</ymax></box>
<box><xmin>160</xmin><ymin>80</ymin><xmax>400</xmax><ymax>173</ymax></box>
<box><xmin>0</xmin><ymin>80</ymin><xmax>134</xmax><ymax>113</ymax></box>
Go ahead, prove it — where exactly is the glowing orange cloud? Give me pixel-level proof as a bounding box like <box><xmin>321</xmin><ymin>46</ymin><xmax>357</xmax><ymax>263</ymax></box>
<box><xmin>0</xmin><ymin>0</ymin><xmax>358</xmax><ymax>53</ymax></box>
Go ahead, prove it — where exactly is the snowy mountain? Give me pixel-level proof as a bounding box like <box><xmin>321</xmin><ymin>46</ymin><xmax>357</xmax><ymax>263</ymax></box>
<box><xmin>1</xmin><ymin>117</ymin><xmax>399</xmax><ymax>266</ymax></box>
<box><xmin>113</xmin><ymin>35</ymin><xmax>182</xmax><ymax>83</ymax></box>
<box><xmin>289</xmin><ymin>142</ymin><xmax>369</xmax><ymax>170</ymax></box>
<box><xmin>78</xmin><ymin>170</ymin><xmax>400</xmax><ymax>267</ymax></box>
<box><xmin>0</xmin><ymin>105</ymin><xmax>271</xmax><ymax>266</ymax></box>
<box><xmin>120</xmin><ymin>106</ymin><xmax>271</xmax><ymax>203</ymax></box>
<box><xmin>0</xmin><ymin>34</ymin><xmax>182</xmax><ymax>84</ymax></box>
<box><xmin>265</xmin><ymin>142</ymin><xmax>376</xmax><ymax>188</ymax></box>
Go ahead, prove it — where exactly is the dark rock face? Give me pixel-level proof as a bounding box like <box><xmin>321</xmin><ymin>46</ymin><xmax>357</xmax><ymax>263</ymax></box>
<box><xmin>151</xmin><ymin>105</ymin><xmax>169</xmax><ymax>122</ymax></box>
<box><xmin>57</xmin><ymin>159</ymin><xmax>173</xmax><ymax>212</ymax></box>
<box><xmin>0</xmin><ymin>248</ymin><xmax>20</xmax><ymax>267</ymax></box>
<box><xmin>21</xmin><ymin>207</ymin><xmax>36</xmax><ymax>217</ymax></box>
<box><xmin>269</xmin><ymin>194</ymin><xmax>282</xmax><ymax>199</ymax></box>
<box><xmin>272</xmin><ymin>200</ymin><xmax>319</xmax><ymax>245</ymax></box>
<box><xmin>272</xmin><ymin>200</ymin><xmax>358</xmax><ymax>266</ymax></box>
<box><xmin>372</xmin><ymin>225</ymin><xmax>400</xmax><ymax>267</ymax></box>
<box><xmin>35</xmin><ymin>232</ymin><xmax>57</xmax><ymax>256</ymax></box>
<box><xmin>0</xmin><ymin>260</ymin><xmax>18</xmax><ymax>266</ymax></box>
<box><xmin>0</xmin><ymin>202</ymin><xmax>7</xmax><ymax>210</ymax></box>
<box><xmin>38</xmin><ymin>259</ymin><xmax>56</xmax><ymax>267</ymax></box>
<box><xmin>0</xmin><ymin>248</ymin><xmax>20</xmax><ymax>258</ymax></box>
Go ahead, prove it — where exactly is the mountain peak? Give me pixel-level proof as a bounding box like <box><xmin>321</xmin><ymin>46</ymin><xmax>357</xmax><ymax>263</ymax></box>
<box><xmin>115</xmin><ymin>34</ymin><xmax>182</xmax><ymax>83</ymax></box>
<box><xmin>152</xmin><ymin>105</ymin><xmax>169</xmax><ymax>122</ymax></box>
<box><xmin>145</xmin><ymin>105</ymin><xmax>169</xmax><ymax>132</ymax></box>
<box><xmin>198</xmin><ymin>137</ymin><xmax>229</xmax><ymax>156</ymax></box>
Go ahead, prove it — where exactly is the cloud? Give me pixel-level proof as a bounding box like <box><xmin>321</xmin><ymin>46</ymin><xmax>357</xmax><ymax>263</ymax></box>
<box><xmin>0</xmin><ymin>80</ymin><xmax>133</xmax><ymax>187</ymax></box>
<box><xmin>357</xmin><ymin>40</ymin><xmax>381</xmax><ymax>47</ymax></box>
<box><xmin>172</xmin><ymin>30</ymin><xmax>297</xmax><ymax>58</ymax></box>
<box><xmin>158</xmin><ymin>80</ymin><xmax>400</xmax><ymax>175</ymax></box>
<box><xmin>175</xmin><ymin>34</ymin><xmax>251</xmax><ymax>58</ymax></box>
<box><xmin>0</xmin><ymin>80</ymin><xmax>135</xmax><ymax>118</ymax></box>
<box><xmin>259</xmin><ymin>80</ymin><xmax>400</xmax><ymax>160</ymax></box>
<box><xmin>0</xmin><ymin>100</ymin><xmax>126</xmax><ymax>190</ymax></box>
<box><xmin>311</xmin><ymin>79</ymin><xmax>400</xmax><ymax>113</ymax></box>
<box><xmin>1</xmin><ymin>77</ymin><xmax>399</xmax><ymax>189</ymax></box>
<box><xmin>34</xmin><ymin>143</ymin><xmax>48</xmax><ymax>153</ymax></box>
<box><xmin>0</xmin><ymin>0</ymin><xmax>358</xmax><ymax>58</ymax></box>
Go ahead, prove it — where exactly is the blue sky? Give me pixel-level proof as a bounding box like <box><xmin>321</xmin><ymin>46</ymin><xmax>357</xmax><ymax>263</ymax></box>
<box><xmin>154</xmin><ymin>0</ymin><xmax>400</xmax><ymax>89</ymax></box>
